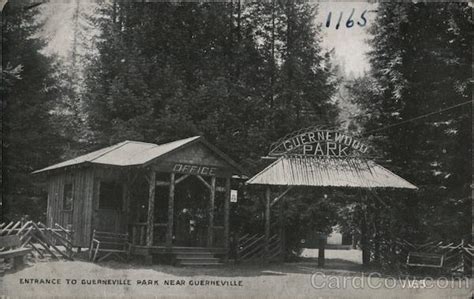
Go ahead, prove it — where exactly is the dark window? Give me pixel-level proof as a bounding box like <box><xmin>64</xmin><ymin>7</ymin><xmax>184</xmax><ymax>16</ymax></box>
<box><xmin>99</xmin><ymin>181</ymin><xmax>123</xmax><ymax>210</ymax></box>
<box><xmin>63</xmin><ymin>183</ymin><xmax>73</xmax><ymax>211</ymax></box>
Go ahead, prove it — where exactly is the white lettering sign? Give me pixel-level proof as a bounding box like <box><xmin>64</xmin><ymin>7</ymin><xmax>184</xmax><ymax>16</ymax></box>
<box><xmin>230</xmin><ymin>190</ymin><xmax>238</xmax><ymax>203</ymax></box>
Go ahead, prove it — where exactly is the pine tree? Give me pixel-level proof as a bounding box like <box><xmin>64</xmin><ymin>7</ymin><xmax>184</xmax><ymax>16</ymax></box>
<box><xmin>83</xmin><ymin>1</ymin><xmax>338</xmax><ymax>171</ymax></box>
<box><xmin>347</xmin><ymin>2</ymin><xmax>472</xmax><ymax>267</ymax></box>
<box><xmin>2</xmin><ymin>2</ymin><xmax>65</xmax><ymax>221</ymax></box>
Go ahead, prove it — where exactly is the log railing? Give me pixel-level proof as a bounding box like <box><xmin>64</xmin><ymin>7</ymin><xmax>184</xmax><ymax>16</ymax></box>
<box><xmin>0</xmin><ymin>221</ymin><xmax>74</xmax><ymax>260</ymax></box>
<box><xmin>213</xmin><ymin>226</ymin><xmax>224</xmax><ymax>247</ymax></box>
<box><xmin>236</xmin><ymin>233</ymin><xmax>281</xmax><ymax>262</ymax></box>
<box><xmin>130</xmin><ymin>222</ymin><xmax>167</xmax><ymax>246</ymax></box>
<box><xmin>396</xmin><ymin>239</ymin><xmax>473</xmax><ymax>275</ymax></box>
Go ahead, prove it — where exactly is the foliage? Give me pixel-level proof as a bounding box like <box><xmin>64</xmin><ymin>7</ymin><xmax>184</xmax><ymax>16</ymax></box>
<box><xmin>82</xmin><ymin>1</ymin><xmax>338</xmax><ymax>171</ymax></box>
<box><xmin>345</xmin><ymin>2</ymin><xmax>472</xmax><ymax>269</ymax></box>
<box><xmin>2</xmin><ymin>2</ymin><xmax>65</xmax><ymax>221</ymax></box>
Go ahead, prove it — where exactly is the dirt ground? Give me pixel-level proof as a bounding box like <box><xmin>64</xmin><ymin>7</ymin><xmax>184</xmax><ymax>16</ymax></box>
<box><xmin>0</xmin><ymin>249</ymin><xmax>471</xmax><ymax>299</ymax></box>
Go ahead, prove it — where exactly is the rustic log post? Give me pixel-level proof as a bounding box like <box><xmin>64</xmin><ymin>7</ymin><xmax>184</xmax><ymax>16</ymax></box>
<box><xmin>166</xmin><ymin>173</ymin><xmax>175</xmax><ymax>247</ymax></box>
<box><xmin>132</xmin><ymin>225</ymin><xmax>137</xmax><ymax>245</ymax></box>
<box><xmin>123</xmin><ymin>174</ymin><xmax>131</xmax><ymax>233</ymax></box>
<box><xmin>461</xmin><ymin>239</ymin><xmax>472</xmax><ymax>276</ymax></box>
<box><xmin>207</xmin><ymin>176</ymin><xmax>216</xmax><ymax>247</ymax></box>
<box><xmin>223</xmin><ymin>177</ymin><xmax>231</xmax><ymax>260</ymax></box>
<box><xmin>361</xmin><ymin>212</ymin><xmax>370</xmax><ymax>266</ymax></box>
<box><xmin>318</xmin><ymin>233</ymin><xmax>326</xmax><ymax>267</ymax></box>
<box><xmin>265</xmin><ymin>186</ymin><xmax>271</xmax><ymax>262</ymax></box>
<box><xmin>146</xmin><ymin>170</ymin><xmax>156</xmax><ymax>247</ymax></box>
<box><xmin>278</xmin><ymin>199</ymin><xmax>285</xmax><ymax>261</ymax></box>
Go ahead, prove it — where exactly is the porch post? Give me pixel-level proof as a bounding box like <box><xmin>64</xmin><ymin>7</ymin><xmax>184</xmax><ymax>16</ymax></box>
<box><xmin>318</xmin><ymin>233</ymin><xmax>326</xmax><ymax>267</ymax></box>
<box><xmin>146</xmin><ymin>170</ymin><xmax>156</xmax><ymax>247</ymax></box>
<box><xmin>361</xmin><ymin>194</ymin><xmax>370</xmax><ymax>266</ymax></box>
<box><xmin>265</xmin><ymin>186</ymin><xmax>271</xmax><ymax>261</ymax></box>
<box><xmin>278</xmin><ymin>199</ymin><xmax>285</xmax><ymax>261</ymax></box>
<box><xmin>207</xmin><ymin>176</ymin><xmax>216</xmax><ymax>247</ymax></box>
<box><xmin>123</xmin><ymin>176</ymin><xmax>131</xmax><ymax>233</ymax></box>
<box><xmin>223</xmin><ymin>177</ymin><xmax>231</xmax><ymax>258</ymax></box>
<box><xmin>166</xmin><ymin>172</ymin><xmax>175</xmax><ymax>247</ymax></box>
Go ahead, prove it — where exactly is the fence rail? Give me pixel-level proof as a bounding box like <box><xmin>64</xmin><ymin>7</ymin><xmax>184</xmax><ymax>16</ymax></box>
<box><xmin>236</xmin><ymin>233</ymin><xmax>281</xmax><ymax>262</ymax></box>
<box><xmin>0</xmin><ymin>221</ymin><xmax>74</xmax><ymax>260</ymax></box>
<box><xmin>396</xmin><ymin>239</ymin><xmax>472</xmax><ymax>275</ymax></box>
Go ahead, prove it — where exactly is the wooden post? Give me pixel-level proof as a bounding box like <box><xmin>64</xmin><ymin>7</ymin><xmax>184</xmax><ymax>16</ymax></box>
<box><xmin>146</xmin><ymin>170</ymin><xmax>156</xmax><ymax>247</ymax></box>
<box><xmin>265</xmin><ymin>186</ymin><xmax>271</xmax><ymax>261</ymax></box>
<box><xmin>361</xmin><ymin>212</ymin><xmax>370</xmax><ymax>266</ymax></box>
<box><xmin>207</xmin><ymin>176</ymin><xmax>216</xmax><ymax>247</ymax></box>
<box><xmin>123</xmin><ymin>175</ymin><xmax>131</xmax><ymax>233</ymax></box>
<box><xmin>318</xmin><ymin>233</ymin><xmax>326</xmax><ymax>267</ymax></box>
<box><xmin>223</xmin><ymin>177</ymin><xmax>231</xmax><ymax>260</ymax></box>
<box><xmin>166</xmin><ymin>173</ymin><xmax>175</xmax><ymax>247</ymax></box>
<box><xmin>278</xmin><ymin>199</ymin><xmax>285</xmax><ymax>261</ymax></box>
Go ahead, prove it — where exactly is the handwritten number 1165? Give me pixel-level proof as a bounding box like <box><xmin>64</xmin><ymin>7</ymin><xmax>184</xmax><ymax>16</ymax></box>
<box><xmin>326</xmin><ymin>9</ymin><xmax>367</xmax><ymax>29</ymax></box>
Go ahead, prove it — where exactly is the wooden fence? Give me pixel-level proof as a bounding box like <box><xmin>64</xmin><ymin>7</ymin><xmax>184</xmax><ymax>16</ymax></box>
<box><xmin>0</xmin><ymin>221</ymin><xmax>74</xmax><ymax>261</ymax></box>
<box><xmin>236</xmin><ymin>233</ymin><xmax>282</xmax><ymax>262</ymax></box>
<box><xmin>397</xmin><ymin>239</ymin><xmax>473</xmax><ymax>275</ymax></box>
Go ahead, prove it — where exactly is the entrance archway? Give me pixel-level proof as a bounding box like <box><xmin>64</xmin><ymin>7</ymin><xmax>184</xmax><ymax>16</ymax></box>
<box><xmin>245</xmin><ymin>128</ymin><xmax>418</xmax><ymax>265</ymax></box>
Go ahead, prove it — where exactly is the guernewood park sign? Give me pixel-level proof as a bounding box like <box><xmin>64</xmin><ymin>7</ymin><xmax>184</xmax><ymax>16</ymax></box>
<box><xmin>268</xmin><ymin>129</ymin><xmax>370</xmax><ymax>158</ymax></box>
<box><xmin>247</xmin><ymin>127</ymin><xmax>418</xmax><ymax>190</ymax></box>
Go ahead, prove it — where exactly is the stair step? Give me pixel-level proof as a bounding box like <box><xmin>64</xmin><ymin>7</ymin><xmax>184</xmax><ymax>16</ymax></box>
<box><xmin>171</xmin><ymin>247</ymin><xmax>226</xmax><ymax>253</ymax></box>
<box><xmin>172</xmin><ymin>249</ymin><xmax>213</xmax><ymax>253</ymax></box>
<box><xmin>176</xmin><ymin>254</ymin><xmax>214</xmax><ymax>259</ymax></box>
<box><xmin>177</xmin><ymin>257</ymin><xmax>219</xmax><ymax>261</ymax></box>
<box><xmin>179</xmin><ymin>260</ymin><xmax>223</xmax><ymax>266</ymax></box>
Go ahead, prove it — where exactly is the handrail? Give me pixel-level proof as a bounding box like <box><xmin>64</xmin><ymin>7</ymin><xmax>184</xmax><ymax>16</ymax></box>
<box><xmin>239</xmin><ymin>234</ymin><xmax>259</xmax><ymax>248</ymax></box>
<box><xmin>131</xmin><ymin>222</ymin><xmax>167</xmax><ymax>227</ymax></box>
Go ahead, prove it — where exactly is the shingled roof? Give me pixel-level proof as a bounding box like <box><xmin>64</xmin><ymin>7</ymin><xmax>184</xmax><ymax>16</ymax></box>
<box><xmin>246</xmin><ymin>156</ymin><xmax>417</xmax><ymax>189</ymax></box>
<box><xmin>33</xmin><ymin>136</ymin><xmax>245</xmax><ymax>175</ymax></box>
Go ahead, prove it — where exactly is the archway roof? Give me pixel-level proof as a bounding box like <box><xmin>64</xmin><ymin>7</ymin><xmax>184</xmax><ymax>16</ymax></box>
<box><xmin>246</xmin><ymin>156</ymin><xmax>417</xmax><ymax>189</ymax></box>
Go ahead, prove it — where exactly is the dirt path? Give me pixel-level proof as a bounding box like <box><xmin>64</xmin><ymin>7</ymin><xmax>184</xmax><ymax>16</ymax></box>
<box><xmin>0</xmin><ymin>259</ymin><xmax>471</xmax><ymax>299</ymax></box>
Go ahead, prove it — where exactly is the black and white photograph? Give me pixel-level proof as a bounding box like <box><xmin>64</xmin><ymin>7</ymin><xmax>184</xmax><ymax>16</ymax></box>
<box><xmin>0</xmin><ymin>0</ymin><xmax>472</xmax><ymax>298</ymax></box>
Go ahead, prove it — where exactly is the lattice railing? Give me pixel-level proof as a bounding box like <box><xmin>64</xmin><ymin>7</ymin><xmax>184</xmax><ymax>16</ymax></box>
<box><xmin>0</xmin><ymin>221</ymin><xmax>74</xmax><ymax>260</ymax></box>
<box><xmin>396</xmin><ymin>239</ymin><xmax>473</xmax><ymax>275</ymax></box>
<box><xmin>236</xmin><ymin>233</ymin><xmax>281</xmax><ymax>262</ymax></box>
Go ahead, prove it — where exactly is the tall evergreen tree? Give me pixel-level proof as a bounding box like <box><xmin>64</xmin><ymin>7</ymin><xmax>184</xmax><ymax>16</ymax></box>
<box><xmin>346</xmin><ymin>2</ymin><xmax>472</xmax><ymax>267</ymax></box>
<box><xmin>2</xmin><ymin>2</ymin><xmax>65</xmax><ymax>221</ymax></box>
<box><xmin>83</xmin><ymin>1</ymin><xmax>338</xmax><ymax>173</ymax></box>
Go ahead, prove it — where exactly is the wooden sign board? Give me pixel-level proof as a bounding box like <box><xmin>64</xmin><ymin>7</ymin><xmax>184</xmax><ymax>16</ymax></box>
<box><xmin>151</xmin><ymin>141</ymin><xmax>236</xmax><ymax>177</ymax></box>
<box><xmin>172</xmin><ymin>163</ymin><xmax>218</xmax><ymax>176</ymax></box>
<box><xmin>152</xmin><ymin>161</ymin><xmax>231</xmax><ymax>177</ymax></box>
<box><xmin>230</xmin><ymin>190</ymin><xmax>238</xmax><ymax>203</ymax></box>
<box><xmin>269</xmin><ymin>129</ymin><xmax>370</xmax><ymax>158</ymax></box>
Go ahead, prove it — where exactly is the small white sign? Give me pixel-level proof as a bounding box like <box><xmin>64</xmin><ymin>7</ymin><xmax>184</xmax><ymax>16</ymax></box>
<box><xmin>230</xmin><ymin>190</ymin><xmax>238</xmax><ymax>203</ymax></box>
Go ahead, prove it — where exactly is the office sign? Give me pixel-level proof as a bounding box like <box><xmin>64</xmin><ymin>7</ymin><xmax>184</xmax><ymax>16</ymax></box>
<box><xmin>172</xmin><ymin>163</ymin><xmax>218</xmax><ymax>176</ymax></box>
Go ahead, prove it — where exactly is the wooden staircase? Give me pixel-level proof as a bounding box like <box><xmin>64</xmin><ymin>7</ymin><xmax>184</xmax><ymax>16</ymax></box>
<box><xmin>172</xmin><ymin>247</ymin><xmax>223</xmax><ymax>266</ymax></box>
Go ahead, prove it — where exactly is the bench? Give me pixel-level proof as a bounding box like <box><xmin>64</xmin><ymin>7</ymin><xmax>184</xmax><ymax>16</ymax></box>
<box><xmin>89</xmin><ymin>230</ymin><xmax>131</xmax><ymax>262</ymax></box>
<box><xmin>0</xmin><ymin>235</ymin><xmax>32</xmax><ymax>270</ymax></box>
<box><xmin>407</xmin><ymin>252</ymin><xmax>444</xmax><ymax>268</ymax></box>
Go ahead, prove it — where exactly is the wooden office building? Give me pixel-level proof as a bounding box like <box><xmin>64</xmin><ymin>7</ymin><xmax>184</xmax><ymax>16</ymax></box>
<box><xmin>34</xmin><ymin>136</ymin><xmax>246</xmax><ymax>263</ymax></box>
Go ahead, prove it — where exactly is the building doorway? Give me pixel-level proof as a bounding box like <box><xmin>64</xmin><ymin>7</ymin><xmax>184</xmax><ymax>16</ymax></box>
<box><xmin>173</xmin><ymin>176</ymin><xmax>209</xmax><ymax>247</ymax></box>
